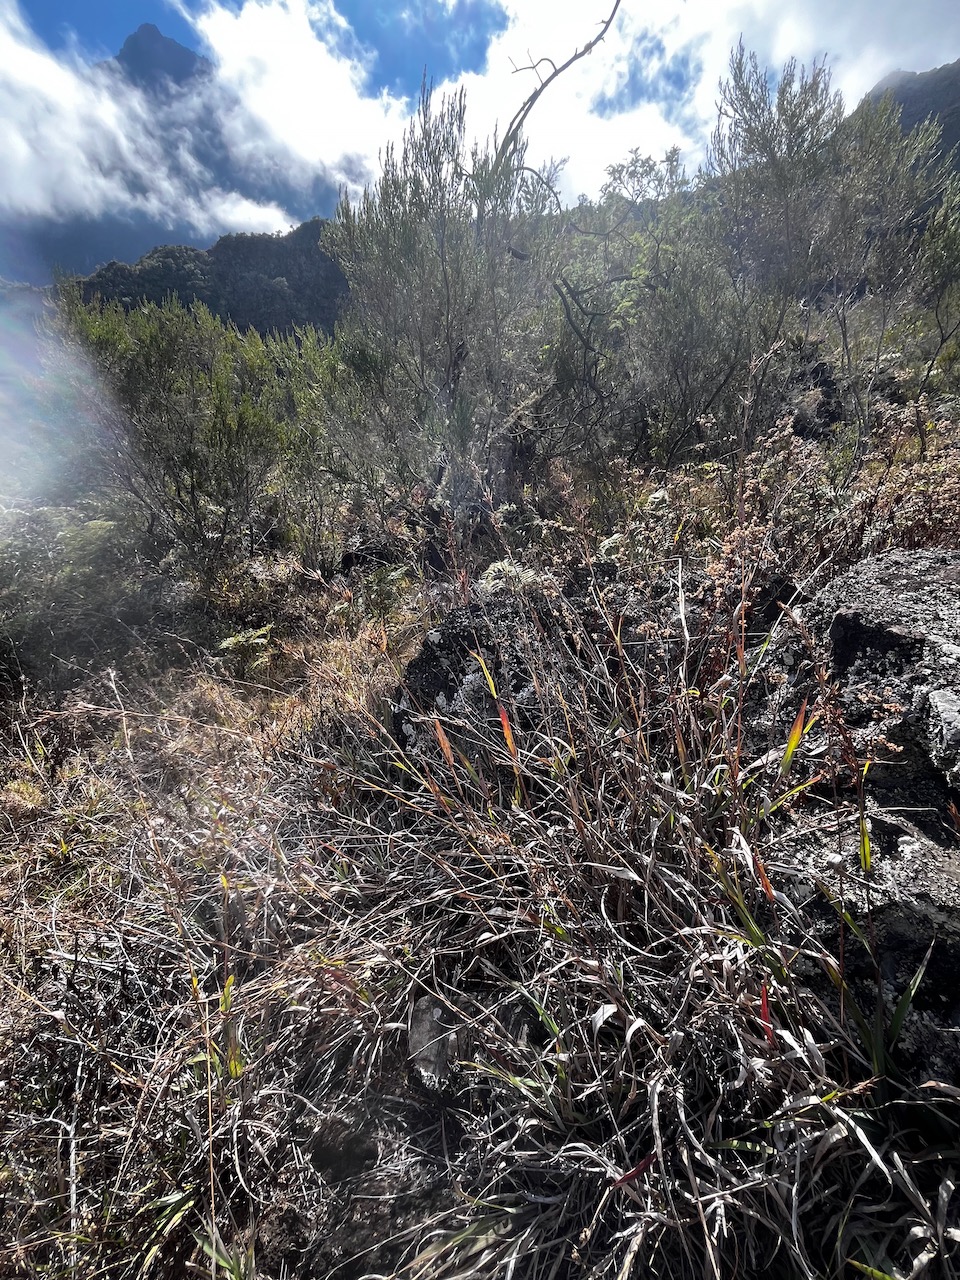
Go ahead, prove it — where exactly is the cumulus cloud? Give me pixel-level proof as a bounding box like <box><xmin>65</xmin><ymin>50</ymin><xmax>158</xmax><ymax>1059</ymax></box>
<box><xmin>0</xmin><ymin>0</ymin><xmax>409</xmax><ymax>258</ymax></box>
<box><xmin>439</xmin><ymin>0</ymin><xmax>960</xmax><ymax>200</ymax></box>
<box><xmin>185</xmin><ymin>0</ymin><xmax>409</xmax><ymax>185</ymax></box>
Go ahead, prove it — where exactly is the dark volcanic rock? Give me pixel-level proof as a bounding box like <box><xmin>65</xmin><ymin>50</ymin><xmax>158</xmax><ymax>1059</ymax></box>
<box><xmin>394</xmin><ymin>594</ymin><xmax>543</xmax><ymax>764</ymax></box>
<box><xmin>759</xmin><ymin>549</ymin><xmax>960</xmax><ymax>1084</ymax></box>
<box><xmin>806</xmin><ymin>548</ymin><xmax>960</xmax><ymax>841</ymax></box>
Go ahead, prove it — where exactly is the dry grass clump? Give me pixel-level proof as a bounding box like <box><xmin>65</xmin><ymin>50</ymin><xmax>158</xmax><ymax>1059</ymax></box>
<box><xmin>297</xmin><ymin>569</ymin><xmax>958</xmax><ymax>1280</ymax></box>
<box><xmin>597</xmin><ymin>403</ymin><xmax>960</xmax><ymax>602</ymax></box>
<box><xmin>0</xmin><ymin>668</ymin><xmax>282</xmax><ymax>1275</ymax></box>
<box><xmin>0</xmin><ymin>581</ymin><xmax>444</xmax><ymax>1278</ymax></box>
<box><xmin>0</xmin><ymin>543</ymin><xmax>957</xmax><ymax>1278</ymax></box>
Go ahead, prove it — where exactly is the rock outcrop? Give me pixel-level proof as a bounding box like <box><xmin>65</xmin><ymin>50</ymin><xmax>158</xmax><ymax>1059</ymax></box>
<box><xmin>773</xmin><ymin>549</ymin><xmax>960</xmax><ymax>1082</ymax></box>
<box><xmin>802</xmin><ymin>548</ymin><xmax>960</xmax><ymax>894</ymax></box>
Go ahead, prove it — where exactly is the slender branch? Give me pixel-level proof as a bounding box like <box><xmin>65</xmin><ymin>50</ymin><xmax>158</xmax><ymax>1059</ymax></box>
<box><xmin>495</xmin><ymin>2</ymin><xmax>622</xmax><ymax>171</ymax></box>
<box><xmin>510</xmin><ymin>54</ymin><xmax>558</xmax><ymax>86</ymax></box>
<box><xmin>552</xmin><ymin>280</ymin><xmax>600</xmax><ymax>358</ymax></box>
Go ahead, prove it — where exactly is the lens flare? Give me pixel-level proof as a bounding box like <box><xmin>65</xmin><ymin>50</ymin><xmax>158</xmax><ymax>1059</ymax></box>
<box><xmin>0</xmin><ymin>279</ymin><xmax>51</xmax><ymax>501</ymax></box>
<box><xmin>0</xmin><ymin>230</ymin><xmax>112</xmax><ymax>505</ymax></box>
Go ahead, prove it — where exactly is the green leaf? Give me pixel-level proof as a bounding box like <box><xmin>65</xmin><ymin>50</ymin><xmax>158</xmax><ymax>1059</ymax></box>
<box><xmin>779</xmin><ymin>697</ymin><xmax>808</xmax><ymax>778</ymax></box>
<box><xmin>220</xmin><ymin>973</ymin><xmax>235</xmax><ymax>1016</ymax></box>
<box><xmin>138</xmin><ymin>1191</ymin><xmax>197</xmax><ymax>1277</ymax></box>
<box><xmin>888</xmin><ymin>936</ymin><xmax>935</xmax><ymax>1051</ymax></box>
<box><xmin>859</xmin><ymin>812</ymin><xmax>872</xmax><ymax>873</ymax></box>
<box><xmin>848</xmin><ymin>1262</ymin><xmax>896</xmax><ymax>1280</ymax></box>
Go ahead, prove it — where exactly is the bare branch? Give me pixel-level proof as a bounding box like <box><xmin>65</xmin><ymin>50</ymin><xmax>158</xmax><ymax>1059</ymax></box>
<box><xmin>495</xmin><ymin>2</ymin><xmax>622</xmax><ymax>171</ymax></box>
<box><xmin>510</xmin><ymin>53</ymin><xmax>559</xmax><ymax>86</ymax></box>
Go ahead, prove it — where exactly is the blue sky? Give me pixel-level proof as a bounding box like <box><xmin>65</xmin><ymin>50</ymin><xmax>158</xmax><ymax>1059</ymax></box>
<box><xmin>19</xmin><ymin>0</ymin><xmax>201</xmax><ymax>58</ymax></box>
<box><xmin>3</xmin><ymin>0</ymin><xmax>960</xmax><ymax>253</ymax></box>
<box><xmin>19</xmin><ymin>0</ymin><xmax>513</xmax><ymax>98</ymax></box>
<box><xmin>335</xmin><ymin>0</ymin><xmax>509</xmax><ymax>97</ymax></box>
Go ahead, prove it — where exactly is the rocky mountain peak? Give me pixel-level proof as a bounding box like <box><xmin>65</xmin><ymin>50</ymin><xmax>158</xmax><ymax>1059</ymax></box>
<box><xmin>115</xmin><ymin>22</ymin><xmax>211</xmax><ymax>91</ymax></box>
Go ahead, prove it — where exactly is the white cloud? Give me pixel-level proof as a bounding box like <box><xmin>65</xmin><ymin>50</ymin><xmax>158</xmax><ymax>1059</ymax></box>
<box><xmin>185</xmin><ymin>0</ymin><xmax>409</xmax><ymax>186</ymax></box>
<box><xmin>441</xmin><ymin>0</ymin><xmax>960</xmax><ymax>199</ymax></box>
<box><xmin>1</xmin><ymin>0</ymin><xmax>959</xmax><ymax>256</ymax></box>
<box><xmin>0</xmin><ymin>0</ymin><xmax>300</xmax><ymax>238</ymax></box>
<box><xmin>442</xmin><ymin>3</ymin><xmax>696</xmax><ymax>201</ymax></box>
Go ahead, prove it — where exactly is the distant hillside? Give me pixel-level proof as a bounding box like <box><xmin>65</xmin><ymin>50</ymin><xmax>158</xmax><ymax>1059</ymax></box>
<box><xmin>869</xmin><ymin>57</ymin><xmax>960</xmax><ymax>159</ymax></box>
<box><xmin>80</xmin><ymin>218</ymin><xmax>346</xmax><ymax>335</ymax></box>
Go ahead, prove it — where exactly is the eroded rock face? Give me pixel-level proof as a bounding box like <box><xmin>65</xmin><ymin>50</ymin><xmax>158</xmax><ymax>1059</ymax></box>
<box><xmin>779</xmin><ymin>549</ymin><xmax>960</xmax><ymax>1082</ymax></box>
<box><xmin>930</xmin><ymin>689</ymin><xmax>960</xmax><ymax>788</ymax></box>
<box><xmin>804</xmin><ymin>548</ymin><xmax>960</xmax><ymax>857</ymax></box>
<box><xmin>392</xmin><ymin>599</ymin><xmax>522</xmax><ymax>762</ymax></box>
<box><xmin>809</xmin><ymin>547</ymin><xmax>960</xmax><ymax>669</ymax></box>
<box><xmin>392</xmin><ymin>562</ymin><xmax>710</xmax><ymax>767</ymax></box>
<box><xmin>393</xmin><ymin>582</ymin><xmax>590</xmax><ymax>766</ymax></box>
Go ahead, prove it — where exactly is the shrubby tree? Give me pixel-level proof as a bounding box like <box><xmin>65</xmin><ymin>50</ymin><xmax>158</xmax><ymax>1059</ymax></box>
<box><xmin>709</xmin><ymin>45</ymin><xmax>845</xmax><ymax>307</ymax></box>
<box><xmin>911</xmin><ymin>168</ymin><xmax>960</xmax><ymax>425</ymax></box>
<box><xmin>595</xmin><ymin>49</ymin><xmax>847</xmax><ymax>469</ymax></box>
<box><xmin>319</xmin><ymin>8</ymin><xmax>624</xmax><ymax>520</ymax></box>
<box><xmin>707</xmin><ymin>45</ymin><xmax>956</xmax><ymax>447</ymax></box>
<box><xmin>706</xmin><ymin>47</ymin><xmax>846</xmax><ymax>449</ymax></box>
<box><xmin>817</xmin><ymin>96</ymin><xmax>953</xmax><ymax>442</ymax></box>
<box><xmin>601</xmin><ymin>44</ymin><xmax>960</xmax><ymax>470</ymax></box>
<box><xmin>53</xmin><ymin>286</ymin><xmax>304</xmax><ymax>573</ymax></box>
<box><xmin>321</xmin><ymin>85</ymin><xmax>562</xmax><ymax>516</ymax></box>
<box><xmin>602</xmin><ymin>149</ymin><xmax>754</xmax><ymax>462</ymax></box>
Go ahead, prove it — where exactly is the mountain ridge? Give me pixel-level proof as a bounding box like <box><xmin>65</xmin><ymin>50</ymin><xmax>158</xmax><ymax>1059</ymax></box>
<box><xmin>868</xmin><ymin>56</ymin><xmax>960</xmax><ymax>157</ymax></box>
<box><xmin>80</xmin><ymin>218</ymin><xmax>347</xmax><ymax>336</ymax></box>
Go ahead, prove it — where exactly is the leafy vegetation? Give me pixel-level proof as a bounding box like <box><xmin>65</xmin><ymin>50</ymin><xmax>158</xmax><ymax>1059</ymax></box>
<box><xmin>81</xmin><ymin>218</ymin><xmax>347</xmax><ymax>337</ymax></box>
<box><xmin>2</xmin><ymin>26</ymin><xmax>960</xmax><ymax>1280</ymax></box>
